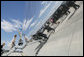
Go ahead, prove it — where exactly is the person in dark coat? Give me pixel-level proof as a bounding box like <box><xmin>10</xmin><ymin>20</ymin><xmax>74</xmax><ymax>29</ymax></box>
<box><xmin>44</xmin><ymin>23</ymin><xmax>55</xmax><ymax>32</ymax></box>
<box><xmin>66</xmin><ymin>1</ymin><xmax>80</xmax><ymax>10</ymax></box>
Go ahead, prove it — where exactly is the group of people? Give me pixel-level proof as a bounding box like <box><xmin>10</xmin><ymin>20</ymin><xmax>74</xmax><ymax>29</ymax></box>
<box><xmin>1</xmin><ymin>34</ymin><xmax>30</xmax><ymax>55</ymax></box>
<box><xmin>49</xmin><ymin>1</ymin><xmax>80</xmax><ymax>25</ymax></box>
<box><xmin>31</xmin><ymin>1</ymin><xmax>80</xmax><ymax>43</ymax></box>
<box><xmin>31</xmin><ymin>21</ymin><xmax>56</xmax><ymax>43</ymax></box>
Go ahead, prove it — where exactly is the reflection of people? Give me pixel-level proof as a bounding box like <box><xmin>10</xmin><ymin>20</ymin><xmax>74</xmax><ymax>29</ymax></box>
<box><xmin>1</xmin><ymin>42</ymin><xmax>5</xmax><ymax>55</ymax></box>
<box><xmin>17</xmin><ymin>28</ymin><xmax>22</xmax><ymax>39</ymax></box>
<box><xmin>17</xmin><ymin>28</ymin><xmax>23</xmax><ymax>46</ymax></box>
<box><xmin>15</xmin><ymin>34</ymin><xmax>30</xmax><ymax>50</ymax></box>
<box><xmin>18</xmin><ymin>38</ymin><xmax>23</xmax><ymax>46</ymax></box>
<box><xmin>10</xmin><ymin>35</ymin><xmax>17</xmax><ymax>49</ymax></box>
<box><xmin>24</xmin><ymin>34</ymin><xmax>29</xmax><ymax>43</ymax></box>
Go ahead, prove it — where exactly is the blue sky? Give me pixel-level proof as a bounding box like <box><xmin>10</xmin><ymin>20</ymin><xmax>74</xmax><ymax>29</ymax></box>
<box><xmin>1</xmin><ymin>1</ymin><xmax>63</xmax><ymax>49</ymax></box>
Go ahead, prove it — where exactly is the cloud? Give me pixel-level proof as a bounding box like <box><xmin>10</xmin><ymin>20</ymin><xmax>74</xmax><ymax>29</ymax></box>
<box><xmin>29</xmin><ymin>20</ymin><xmax>37</xmax><ymax>28</ymax></box>
<box><xmin>11</xmin><ymin>19</ymin><xmax>23</xmax><ymax>30</ymax></box>
<box><xmin>39</xmin><ymin>1</ymin><xmax>53</xmax><ymax>18</ymax></box>
<box><xmin>41</xmin><ymin>1</ymin><xmax>48</xmax><ymax>6</ymax></box>
<box><xmin>1</xmin><ymin>40</ymin><xmax>6</xmax><ymax>44</ymax></box>
<box><xmin>1</xmin><ymin>17</ymin><xmax>33</xmax><ymax>32</ymax></box>
<box><xmin>1</xmin><ymin>19</ymin><xmax>16</xmax><ymax>32</ymax></box>
<box><xmin>12</xmin><ymin>19</ymin><xmax>22</xmax><ymax>25</ymax></box>
<box><xmin>22</xmin><ymin>17</ymin><xmax>33</xmax><ymax>31</ymax></box>
<box><xmin>29</xmin><ymin>22</ymin><xmax>35</xmax><ymax>28</ymax></box>
<box><xmin>30</xmin><ymin>21</ymin><xmax>42</xmax><ymax>35</ymax></box>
